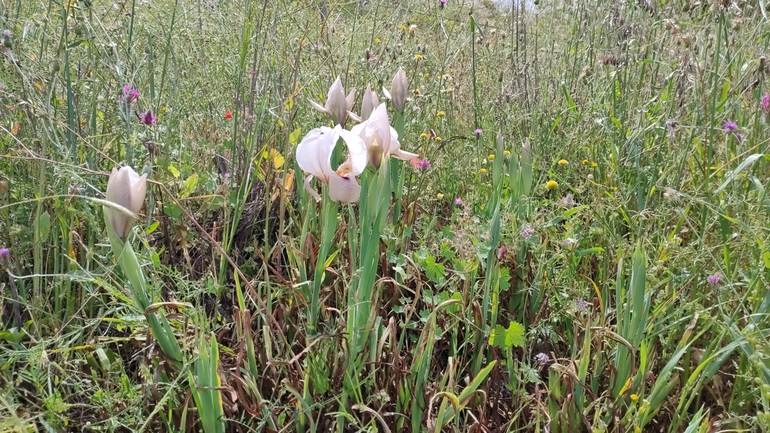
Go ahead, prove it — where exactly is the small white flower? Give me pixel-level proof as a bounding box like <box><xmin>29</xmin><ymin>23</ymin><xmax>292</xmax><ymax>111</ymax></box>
<box><xmin>308</xmin><ymin>77</ymin><xmax>356</xmax><ymax>126</ymax></box>
<box><xmin>296</xmin><ymin>125</ymin><xmax>367</xmax><ymax>203</ymax></box>
<box><xmin>105</xmin><ymin>166</ymin><xmax>147</xmax><ymax>241</ymax></box>
<box><xmin>350</xmin><ymin>104</ymin><xmax>418</xmax><ymax>168</ymax></box>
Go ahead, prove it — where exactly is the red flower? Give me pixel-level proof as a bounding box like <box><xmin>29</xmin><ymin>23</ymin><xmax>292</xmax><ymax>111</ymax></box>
<box><xmin>225</xmin><ymin>110</ymin><xmax>233</xmax><ymax>119</ymax></box>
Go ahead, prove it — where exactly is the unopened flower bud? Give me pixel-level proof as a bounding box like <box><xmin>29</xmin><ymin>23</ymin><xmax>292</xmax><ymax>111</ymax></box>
<box><xmin>361</xmin><ymin>84</ymin><xmax>380</xmax><ymax>120</ymax></box>
<box><xmin>104</xmin><ymin>166</ymin><xmax>147</xmax><ymax>241</ymax></box>
<box><xmin>391</xmin><ymin>67</ymin><xmax>408</xmax><ymax>111</ymax></box>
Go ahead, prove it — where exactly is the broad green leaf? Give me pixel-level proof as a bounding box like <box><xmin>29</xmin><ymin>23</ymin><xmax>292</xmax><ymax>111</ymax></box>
<box><xmin>505</xmin><ymin>321</ymin><xmax>526</xmax><ymax>348</ymax></box>
<box><xmin>168</xmin><ymin>165</ymin><xmax>180</xmax><ymax>178</ymax></box>
<box><xmin>289</xmin><ymin>127</ymin><xmax>302</xmax><ymax>145</ymax></box>
<box><xmin>179</xmin><ymin>173</ymin><xmax>198</xmax><ymax>198</ymax></box>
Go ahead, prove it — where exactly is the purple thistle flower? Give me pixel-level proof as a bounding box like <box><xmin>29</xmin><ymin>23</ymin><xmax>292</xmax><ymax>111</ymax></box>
<box><xmin>707</xmin><ymin>272</ymin><xmax>721</xmax><ymax>286</ymax></box>
<box><xmin>735</xmin><ymin>132</ymin><xmax>745</xmax><ymax>142</ymax></box>
<box><xmin>122</xmin><ymin>85</ymin><xmax>139</xmax><ymax>102</ymax></box>
<box><xmin>0</xmin><ymin>247</ymin><xmax>9</xmax><ymax>259</ymax></box>
<box><xmin>439</xmin><ymin>0</ymin><xmax>446</xmax><ymax>6</ymax></box>
<box><xmin>497</xmin><ymin>246</ymin><xmax>508</xmax><ymax>260</ymax></box>
<box><xmin>761</xmin><ymin>93</ymin><xmax>770</xmax><ymax>114</ymax></box>
<box><xmin>455</xmin><ymin>197</ymin><xmax>463</xmax><ymax>206</ymax></box>
<box><xmin>474</xmin><ymin>128</ymin><xmax>483</xmax><ymax>138</ymax></box>
<box><xmin>723</xmin><ymin>121</ymin><xmax>737</xmax><ymax>132</ymax></box>
<box><xmin>534</xmin><ymin>352</ymin><xmax>550</xmax><ymax>364</ymax></box>
<box><xmin>411</xmin><ymin>158</ymin><xmax>431</xmax><ymax>170</ymax></box>
<box><xmin>138</xmin><ymin>110</ymin><xmax>157</xmax><ymax>125</ymax></box>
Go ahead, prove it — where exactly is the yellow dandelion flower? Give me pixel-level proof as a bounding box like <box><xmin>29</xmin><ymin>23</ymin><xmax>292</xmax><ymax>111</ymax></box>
<box><xmin>630</xmin><ymin>394</ymin><xmax>639</xmax><ymax>401</ymax></box>
<box><xmin>415</xmin><ymin>54</ymin><xmax>423</xmax><ymax>60</ymax></box>
<box><xmin>558</xmin><ymin>159</ymin><xmax>568</xmax><ymax>165</ymax></box>
<box><xmin>375</xmin><ymin>38</ymin><xmax>381</xmax><ymax>43</ymax></box>
<box><xmin>504</xmin><ymin>150</ymin><xmax>511</xmax><ymax>156</ymax></box>
<box><xmin>582</xmin><ymin>159</ymin><xmax>588</xmax><ymax>165</ymax></box>
<box><xmin>401</xmin><ymin>25</ymin><xmax>407</xmax><ymax>31</ymax></box>
<box><xmin>546</xmin><ymin>180</ymin><xmax>559</xmax><ymax>190</ymax></box>
<box><xmin>420</xmin><ymin>132</ymin><xmax>429</xmax><ymax>139</ymax></box>
<box><xmin>161</xmin><ymin>107</ymin><xmax>168</xmax><ymax>112</ymax></box>
<box><xmin>413</xmin><ymin>88</ymin><xmax>420</xmax><ymax>95</ymax></box>
<box><xmin>480</xmin><ymin>168</ymin><xmax>488</xmax><ymax>173</ymax></box>
<box><xmin>591</xmin><ymin>161</ymin><xmax>598</xmax><ymax>167</ymax></box>
<box><xmin>437</xmin><ymin>111</ymin><xmax>445</xmax><ymax>117</ymax></box>
<box><xmin>435</xmin><ymin>136</ymin><xmax>442</xmax><ymax>142</ymax></box>
<box><xmin>437</xmin><ymin>193</ymin><xmax>444</xmax><ymax>198</ymax></box>
<box><xmin>488</xmin><ymin>154</ymin><xmax>495</xmax><ymax>160</ymax></box>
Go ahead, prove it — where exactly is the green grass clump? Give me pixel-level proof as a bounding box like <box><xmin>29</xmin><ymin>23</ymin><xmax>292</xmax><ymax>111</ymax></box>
<box><xmin>1</xmin><ymin>0</ymin><xmax>770</xmax><ymax>431</ymax></box>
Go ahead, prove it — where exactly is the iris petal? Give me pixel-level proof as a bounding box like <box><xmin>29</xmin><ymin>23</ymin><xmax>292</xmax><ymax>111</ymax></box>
<box><xmin>328</xmin><ymin>173</ymin><xmax>361</xmax><ymax>203</ymax></box>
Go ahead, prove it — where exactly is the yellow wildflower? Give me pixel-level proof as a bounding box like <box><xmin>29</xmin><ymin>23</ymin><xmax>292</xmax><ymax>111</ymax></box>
<box><xmin>401</xmin><ymin>25</ymin><xmax>407</xmax><ymax>31</ymax></box>
<box><xmin>630</xmin><ymin>394</ymin><xmax>639</xmax><ymax>401</ymax></box>
<box><xmin>420</xmin><ymin>132</ymin><xmax>429</xmax><ymax>139</ymax></box>
<box><xmin>582</xmin><ymin>159</ymin><xmax>588</xmax><ymax>165</ymax></box>
<box><xmin>488</xmin><ymin>154</ymin><xmax>495</xmax><ymax>160</ymax></box>
<box><xmin>375</xmin><ymin>38</ymin><xmax>381</xmax><ymax>43</ymax></box>
<box><xmin>546</xmin><ymin>180</ymin><xmax>559</xmax><ymax>190</ymax></box>
<box><xmin>437</xmin><ymin>111</ymin><xmax>445</xmax><ymax>117</ymax></box>
<box><xmin>558</xmin><ymin>159</ymin><xmax>568</xmax><ymax>165</ymax></box>
<box><xmin>437</xmin><ymin>193</ymin><xmax>444</xmax><ymax>198</ymax></box>
<box><xmin>435</xmin><ymin>137</ymin><xmax>442</xmax><ymax>142</ymax></box>
<box><xmin>591</xmin><ymin>161</ymin><xmax>598</xmax><ymax>167</ymax></box>
<box><xmin>415</xmin><ymin>54</ymin><xmax>423</xmax><ymax>60</ymax></box>
<box><xmin>480</xmin><ymin>168</ymin><xmax>488</xmax><ymax>173</ymax></box>
<box><xmin>504</xmin><ymin>150</ymin><xmax>511</xmax><ymax>156</ymax></box>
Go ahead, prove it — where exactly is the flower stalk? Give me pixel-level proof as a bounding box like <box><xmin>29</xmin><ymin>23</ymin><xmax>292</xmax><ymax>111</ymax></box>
<box><xmin>102</xmin><ymin>166</ymin><xmax>183</xmax><ymax>366</ymax></box>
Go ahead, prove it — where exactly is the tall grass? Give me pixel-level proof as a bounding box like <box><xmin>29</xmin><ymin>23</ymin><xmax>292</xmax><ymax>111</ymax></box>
<box><xmin>1</xmin><ymin>0</ymin><xmax>769</xmax><ymax>431</ymax></box>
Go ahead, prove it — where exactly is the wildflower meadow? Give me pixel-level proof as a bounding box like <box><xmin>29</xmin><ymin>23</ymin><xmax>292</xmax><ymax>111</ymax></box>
<box><xmin>1</xmin><ymin>0</ymin><xmax>769</xmax><ymax>431</ymax></box>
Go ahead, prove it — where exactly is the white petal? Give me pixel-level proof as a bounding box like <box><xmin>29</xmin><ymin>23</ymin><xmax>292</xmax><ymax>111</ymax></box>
<box><xmin>303</xmin><ymin>174</ymin><xmax>321</xmax><ymax>202</ymax></box>
<box><xmin>388</xmin><ymin>133</ymin><xmax>418</xmax><ymax>162</ymax></box>
<box><xmin>308</xmin><ymin>99</ymin><xmax>328</xmax><ymax>114</ymax></box>
<box><xmin>336</xmin><ymin>127</ymin><xmax>368</xmax><ymax>176</ymax></box>
<box><xmin>350</xmin><ymin>120</ymin><xmax>366</xmax><ymax>138</ymax></box>
<box><xmin>390</xmin><ymin>146</ymin><xmax>419</xmax><ymax>162</ymax></box>
<box><xmin>347</xmin><ymin>110</ymin><xmax>362</xmax><ymax>124</ymax></box>
<box><xmin>367</xmin><ymin>105</ymin><xmax>392</xmax><ymax>154</ymax></box>
<box><xmin>345</xmin><ymin>89</ymin><xmax>356</xmax><ymax>111</ymax></box>
<box><xmin>326</xmin><ymin>78</ymin><xmax>348</xmax><ymax>125</ymax></box>
<box><xmin>328</xmin><ymin>173</ymin><xmax>361</xmax><ymax>203</ymax></box>
<box><xmin>296</xmin><ymin>127</ymin><xmax>336</xmax><ymax>184</ymax></box>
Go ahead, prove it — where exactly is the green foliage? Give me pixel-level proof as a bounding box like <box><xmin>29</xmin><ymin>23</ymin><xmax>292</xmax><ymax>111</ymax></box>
<box><xmin>2</xmin><ymin>0</ymin><xmax>770</xmax><ymax>430</ymax></box>
<box><xmin>489</xmin><ymin>321</ymin><xmax>525</xmax><ymax>349</ymax></box>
